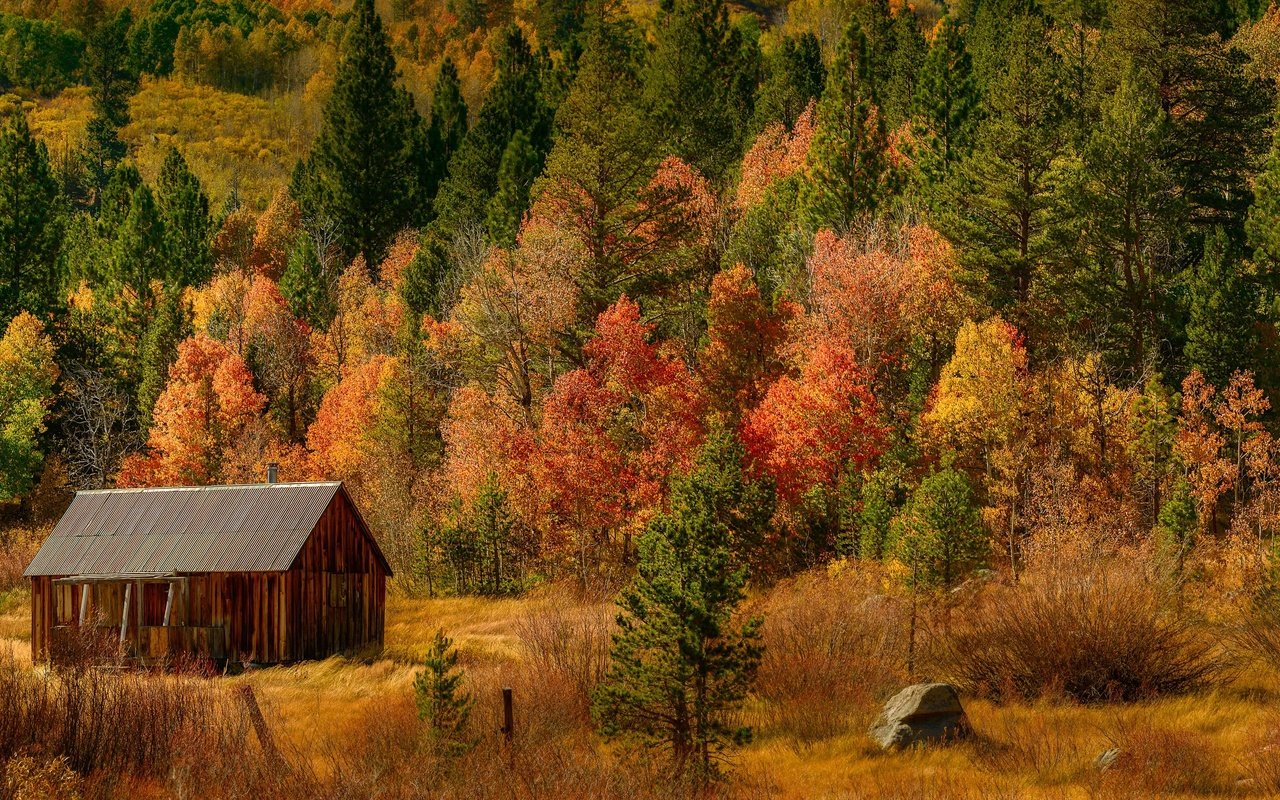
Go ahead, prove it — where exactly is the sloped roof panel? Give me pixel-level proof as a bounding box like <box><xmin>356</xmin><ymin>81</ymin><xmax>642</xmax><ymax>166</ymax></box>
<box><xmin>24</xmin><ymin>483</ymin><xmax>353</xmax><ymax>577</ymax></box>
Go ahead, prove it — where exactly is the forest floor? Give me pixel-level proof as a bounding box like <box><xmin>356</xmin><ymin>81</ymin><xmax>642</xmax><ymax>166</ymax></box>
<box><xmin>2</xmin><ymin>584</ymin><xmax>1279</xmax><ymax>799</ymax></box>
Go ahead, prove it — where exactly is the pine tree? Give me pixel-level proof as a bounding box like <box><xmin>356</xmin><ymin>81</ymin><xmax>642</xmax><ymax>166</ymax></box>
<box><xmin>1246</xmin><ymin>111</ymin><xmax>1280</xmax><ymax>294</ymax></box>
<box><xmin>801</xmin><ymin>17</ymin><xmax>892</xmax><ymax>231</ymax></box>
<box><xmin>1108</xmin><ymin>0</ymin><xmax>1273</xmax><ymax>228</ymax></box>
<box><xmin>485</xmin><ymin>130</ymin><xmax>541</xmax><ymax>248</ymax></box>
<box><xmin>939</xmin><ymin>12</ymin><xmax>1066</xmax><ymax>315</ymax></box>
<box><xmin>592</xmin><ymin>434</ymin><xmax>764</xmax><ymax>784</ymax></box>
<box><xmin>749</xmin><ymin>32</ymin><xmax>824</xmax><ymax>134</ymax></box>
<box><xmin>425</xmin><ymin>57</ymin><xmax>469</xmax><ymax>204</ymax></box>
<box><xmin>81</xmin><ymin>7</ymin><xmax>137</xmax><ymax>204</ymax></box>
<box><xmin>291</xmin><ymin>0</ymin><xmax>426</xmax><ymax>273</ymax></box>
<box><xmin>1185</xmin><ymin>227</ymin><xmax>1258</xmax><ymax>386</ymax></box>
<box><xmin>1155</xmin><ymin>476</ymin><xmax>1197</xmax><ymax>572</ymax></box>
<box><xmin>535</xmin><ymin>11</ymin><xmax>665</xmax><ymax>322</ymax></box>
<box><xmin>136</xmin><ymin>289</ymin><xmax>189</xmax><ymax>430</ymax></box>
<box><xmin>414</xmin><ymin>629</ymin><xmax>475</xmax><ymax>755</ymax></box>
<box><xmin>110</xmin><ymin>183</ymin><xmax>167</xmax><ymax>323</ymax></box>
<box><xmin>0</xmin><ymin>109</ymin><xmax>63</xmax><ymax>327</ymax></box>
<box><xmin>642</xmin><ymin>0</ymin><xmax>755</xmax><ymax>181</ymax></box>
<box><xmin>280</xmin><ymin>232</ymin><xmax>335</xmax><ymax>329</ymax></box>
<box><xmin>855</xmin><ymin>468</ymin><xmax>903</xmax><ymax>560</ymax></box>
<box><xmin>910</xmin><ymin>15</ymin><xmax>978</xmax><ymax>190</ymax></box>
<box><xmin>855</xmin><ymin>0</ymin><xmax>895</xmax><ymax>99</ymax></box>
<box><xmin>400</xmin><ymin>228</ymin><xmax>450</xmax><ymax>319</ymax></box>
<box><xmin>892</xmin><ymin>467</ymin><xmax>986</xmax><ymax>590</ymax></box>
<box><xmin>432</xmin><ymin>25</ymin><xmax>550</xmax><ymax>238</ymax></box>
<box><xmin>882</xmin><ymin>9</ymin><xmax>925</xmax><ymax>131</ymax></box>
<box><xmin>1059</xmin><ymin>69</ymin><xmax>1181</xmax><ymax>370</ymax></box>
<box><xmin>155</xmin><ymin>146</ymin><xmax>212</xmax><ymax>288</ymax></box>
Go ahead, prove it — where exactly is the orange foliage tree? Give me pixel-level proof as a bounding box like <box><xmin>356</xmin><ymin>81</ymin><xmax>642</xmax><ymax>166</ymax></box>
<box><xmin>118</xmin><ymin>335</ymin><xmax>267</xmax><ymax>486</ymax></box>
<box><xmin>699</xmin><ymin>263</ymin><xmax>797</xmax><ymax>424</ymax></box>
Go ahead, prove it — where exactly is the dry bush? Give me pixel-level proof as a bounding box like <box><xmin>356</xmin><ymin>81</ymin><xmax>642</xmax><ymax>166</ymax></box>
<box><xmin>514</xmin><ymin>598</ymin><xmax>614</xmax><ymax>723</ymax></box>
<box><xmin>0</xmin><ymin>527</ymin><xmax>44</xmax><ymax>594</ymax></box>
<box><xmin>935</xmin><ymin>564</ymin><xmax>1229</xmax><ymax>702</ymax></box>
<box><xmin>1091</xmin><ymin>723</ymin><xmax>1225</xmax><ymax>798</ymax></box>
<box><xmin>973</xmin><ymin>707</ymin><xmax>1085</xmax><ymax>784</ymax></box>
<box><xmin>0</xmin><ymin>648</ymin><xmax>259</xmax><ymax>779</ymax></box>
<box><xmin>754</xmin><ymin>562</ymin><xmax>909</xmax><ymax>742</ymax></box>
<box><xmin>1</xmin><ymin>754</ymin><xmax>82</xmax><ymax>800</ymax></box>
<box><xmin>1227</xmin><ymin>605</ymin><xmax>1280</xmax><ymax>669</ymax></box>
<box><xmin>1240</xmin><ymin>711</ymin><xmax>1280</xmax><ymax>794</ymax></box>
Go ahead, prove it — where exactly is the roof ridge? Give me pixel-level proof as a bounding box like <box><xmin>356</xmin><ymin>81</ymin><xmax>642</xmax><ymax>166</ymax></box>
<box><xmin>77</xmin><ymin>481</ymin><xmax>342</xmax><ymax>495</ymax></box>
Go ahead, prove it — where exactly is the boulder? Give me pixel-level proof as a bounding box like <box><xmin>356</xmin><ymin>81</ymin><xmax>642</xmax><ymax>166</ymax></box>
<box><xmin>869</xmin><ymin>683</ymin><xmax>970</xmax><ymax>750</ymax></box>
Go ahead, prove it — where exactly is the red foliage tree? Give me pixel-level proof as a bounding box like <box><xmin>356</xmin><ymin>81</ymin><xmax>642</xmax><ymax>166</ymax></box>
<box><xmin>741</xmin><ymin>337</ymin><xmax>886</xmax><ymax>507</ymax></box>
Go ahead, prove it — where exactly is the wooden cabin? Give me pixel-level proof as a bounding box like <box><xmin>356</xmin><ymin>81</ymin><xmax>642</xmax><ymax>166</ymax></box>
<box><xmin>25</xmin><ymin>480</ymin><xmax>390</xmax><ymax>665</ymax></box>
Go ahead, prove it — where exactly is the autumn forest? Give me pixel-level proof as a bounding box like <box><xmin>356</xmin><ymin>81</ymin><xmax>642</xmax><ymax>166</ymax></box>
<box><xmin>6</xmin><ymin>0</ymin><xmax>1280</xmax><ymax>796</ymax></box>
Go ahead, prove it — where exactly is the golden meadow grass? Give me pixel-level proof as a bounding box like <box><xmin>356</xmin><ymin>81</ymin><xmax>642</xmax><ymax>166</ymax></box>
<box><xmin>5</xmin><ymin>567</ymin><xmax>1280</xmax><ymax>799</ymax></box>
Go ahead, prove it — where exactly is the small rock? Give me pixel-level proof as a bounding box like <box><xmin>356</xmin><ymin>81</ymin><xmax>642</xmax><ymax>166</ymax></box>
<box><xmin>1095</xmin><ymin>747</ymin><xmax>1122</xmax><ymax>772</ymax></box>
<box><xmin>869</xmin><ymin>683</ymin><xmax>970</xmax><ymax>750</ymax></box>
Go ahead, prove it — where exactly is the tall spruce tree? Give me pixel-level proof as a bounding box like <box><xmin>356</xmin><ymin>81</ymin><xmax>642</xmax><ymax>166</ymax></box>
<box><xmin>291</xmin><ymin>0</ymin><xmax>426</xmax><ymax>274</ymax></box>
<box><xmin>593</xmin><ymin>434</ymin><xmax>764</xmax><ymax>784</ymax></box>
<box><xmin>882</xmin><ymin>8</ymin><xmax>925</xmax><ymax>131</ymax></box>
<box><xmin>910</xmin><ymin>16</ymin><xmax>978</xmax><ymax>192</ymax></box>
<box><xmin>1107</xmin><ymin>0</ymin><xmax>1273</xmax><ymax>228</ymax></box>
<box><xmin>155</xmin><ymin>146</ymin><xmax>212</xmax><ymax>288</ymax></box>
<box><xmin>425</xmin><ymin>57</ymin><xmax>469</xmax><ymax>206</ymax></box>
<box><xmin>642</xmin><ymin>0</ymin><xmax>756</xmax><ymax>182</ymax></box>
<box><xmin>1247</xmin><ymin>110</ymin><xmax>1280</xmax><ymax>295</ymax></box>
<box><xmin>893</xmin><ymin>468</ymin><xmax>987</xmax><ymax>590</ymax></box>
<box><xmin>485</xmin><ymin>129</ymin><xmax>541</xmax><ymax>248</ymax></box>
<box><xmin>136</xmin><ymin>288</ymin><xmax>189</xmax><ymax>430</ymax></box>
<box><xmin>1185</xmin><ymin>228</ymin><xmax>1257</xmax><ymax>386</ymax></box>
<box><xmin>750</xmin><ymin>32</ymin><xmax>825</xmax><ymax>134</ymax></box>
<box><xmin>801</xmin><ymin>17</ymin><xmax>892</xmax><ymax>232</ymax></box>
<box><xmin>280</xmin><ymin>232</ymin><xmax>335</xmax><ymax>329</ymax></box>
<box><xmin>855</xmin><ymin>0</ymin><xmax>895</xmax><ymax>100</ymax></box>
<box><xmin>939</xmin><ymin>12</ymin><xmax>1067</xmax><ymax>316</ymax></box>
<box><xmin>0</xmin><ymin>110</ymin><xmax>62</xmax><ymax>326</ymax></box>
<box><xmin>431</xmin><ymin>25</ymin><xmax>551</xmax><ymax>239</ymax></box>
<box><xmin>1058</xmin><ymin>70</ymin><xmax>1181</xmax><ymax>369</ymax></box>
<box><xmin>535</xmin><ymin>11</ymin><xmax>665</xmax><ymax>324</ymax></box>
<box><xmin>81</xmin><ymin>7</ymin><xmax>137</xmax><ymax>204</ymax></box>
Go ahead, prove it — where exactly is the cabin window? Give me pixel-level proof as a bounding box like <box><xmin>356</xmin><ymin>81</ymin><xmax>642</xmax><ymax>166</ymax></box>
<box><xmin>328</xmin><ymin>573</ymin><xmax>348</xmax><ymax>608</ymax></box>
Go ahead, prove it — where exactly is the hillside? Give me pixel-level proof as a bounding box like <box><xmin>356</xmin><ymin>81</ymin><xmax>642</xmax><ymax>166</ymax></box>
<box><xmin>4</xmin><ymin>0</ymin><xmax>1280</xmax><ymax>796</ymax></box>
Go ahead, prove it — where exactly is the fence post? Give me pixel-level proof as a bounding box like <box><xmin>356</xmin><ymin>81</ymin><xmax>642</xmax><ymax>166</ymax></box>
<box><xmin>238</xmin><ymin>684</ymin><xmax>283</xmax><ymax>767</ymax></box>
<box><xmin>501</xmin><ymin>686</ymin><xmax>514</xmax><ymax>742</ymax></box>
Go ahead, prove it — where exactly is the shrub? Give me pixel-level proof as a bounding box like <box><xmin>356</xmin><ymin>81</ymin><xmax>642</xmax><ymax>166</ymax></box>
<box><xmin>0</xmin><ymin>648</ymin><xmax>254</xmax><ymax>777</ymax></box>
<box><xmin>515</xmin><ymin>599</ymin><xmax>613</xmax><ymax>722</ymax></box>
<box><xmin>754</xmin><ymin>562</ymin><xmax>909</xmax><ymax>741</ymax></box>
<box><xmin>935</xmin><ymin>564</ymin><xmax>1229</xmax><ymax>702</ymax></box>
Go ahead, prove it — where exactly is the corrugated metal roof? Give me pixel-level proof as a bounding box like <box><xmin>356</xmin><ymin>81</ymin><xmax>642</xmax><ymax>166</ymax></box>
<box><xmin>24</xmin><ymin>482</ymin><xmax>391</xmax><ymax>578</ymax></box>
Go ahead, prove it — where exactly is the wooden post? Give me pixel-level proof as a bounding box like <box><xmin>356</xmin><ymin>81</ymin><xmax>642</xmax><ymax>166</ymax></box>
<box><xmin>162</xmin><ymin>582</ymin><xmax>176</xmax><ymax>626</ymax></box>
<box><xmin>119</xmin><ymin>583</ymin><xmax>131</xmax><ymax>644</ymax></box>
<box><xmin>501</xmin><ymin>686</ymin><xmax>514</xmax><ymax>742</ymax></box>
<box><xmin>238</xmin><ymin>685</ymin><xmax>283</xmax><ymax>767</ymax></box>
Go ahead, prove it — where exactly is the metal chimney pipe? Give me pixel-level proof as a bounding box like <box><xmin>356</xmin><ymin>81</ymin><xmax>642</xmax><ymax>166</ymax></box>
<box><xmin>266</xmin><ymin>463</ymin><xmax>279</xmax><ymax>484</ymax></box>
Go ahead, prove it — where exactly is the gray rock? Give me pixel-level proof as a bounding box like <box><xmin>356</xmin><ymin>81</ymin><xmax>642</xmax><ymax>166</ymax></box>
<box><xmin>1095</xmin><ymin>747</ymin><xmax>1122</xmax><ymax>771</ymax></box>
<box><xmin>869</xmin><ymin>683</ymin><xmax>970</xmax><ymax>750</ymax></box>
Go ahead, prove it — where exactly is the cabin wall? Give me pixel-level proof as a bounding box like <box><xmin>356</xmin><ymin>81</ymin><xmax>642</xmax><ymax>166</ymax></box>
<box><xmin>287</xmin><ymin>493</ymin><xmax>386</xmax><ymax>660</ymax></box>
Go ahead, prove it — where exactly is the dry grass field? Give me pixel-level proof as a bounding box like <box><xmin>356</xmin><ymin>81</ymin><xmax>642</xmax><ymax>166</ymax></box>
<box><xmin>4</xmin><ymin>563</ymin><xmax>1280</xmax><ymax>799</ymax></box>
